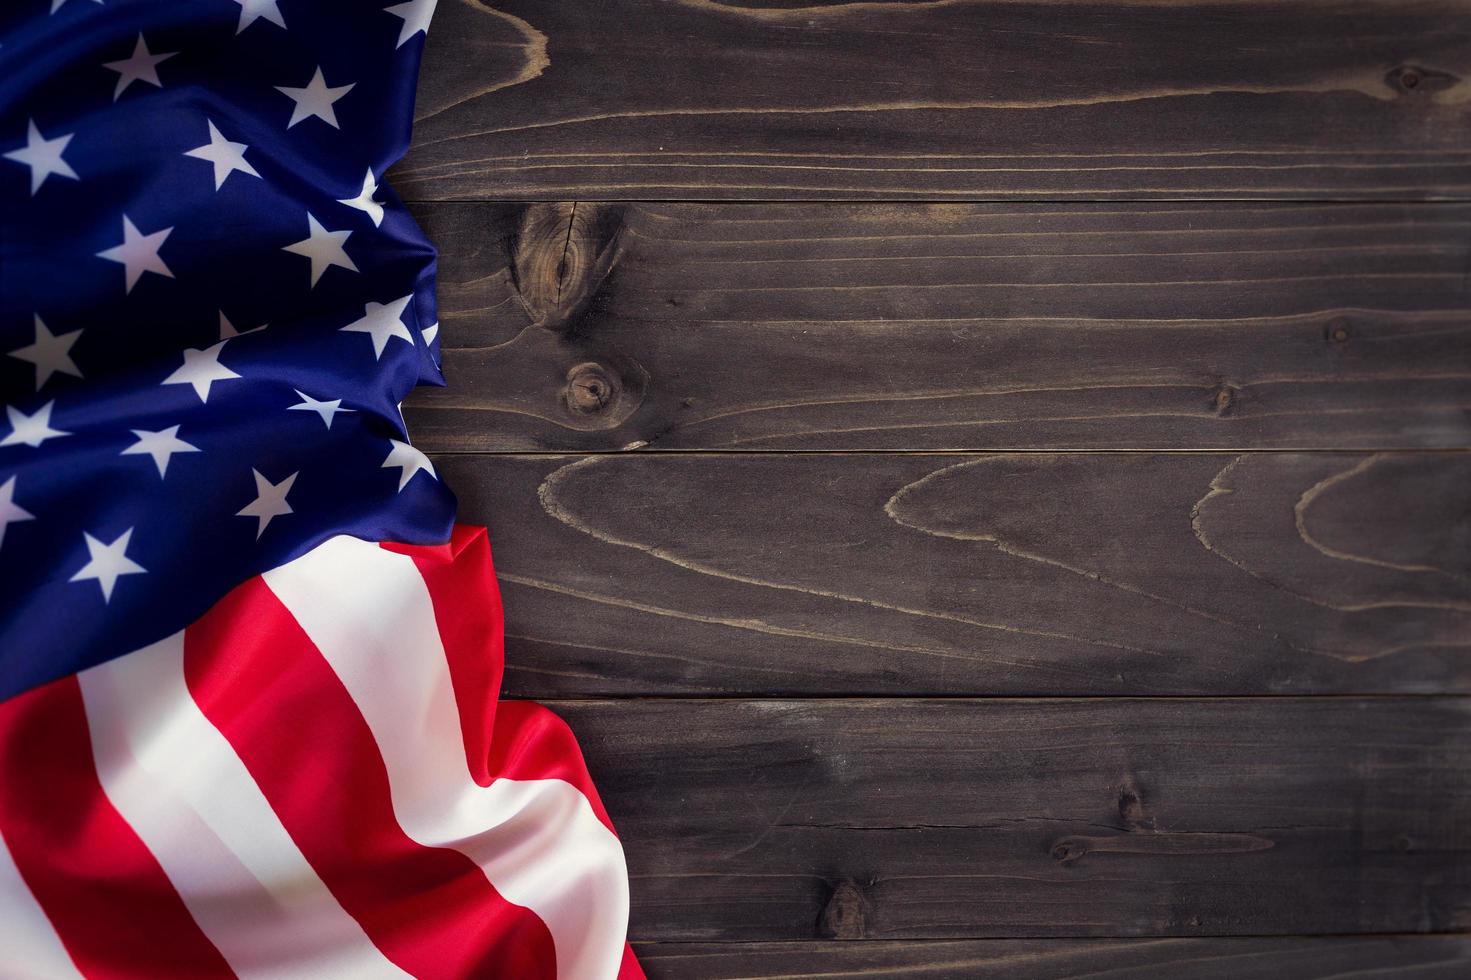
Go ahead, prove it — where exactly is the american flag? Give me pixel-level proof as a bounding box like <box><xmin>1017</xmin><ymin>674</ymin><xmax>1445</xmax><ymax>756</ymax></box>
<box><xmin>0</xmin><ymin>2</ymin><xmax>639</xmax><ymax>976</ymax></box>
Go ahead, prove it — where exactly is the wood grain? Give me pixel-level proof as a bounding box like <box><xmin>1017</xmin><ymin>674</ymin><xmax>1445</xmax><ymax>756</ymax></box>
<box><xmin>633</xmin><ymin>937</ymin><xmax>1471</xmax><ymax>978</ymax></box>
<box><xmin>396</xmin><ymin>3</ymin><xmax>1471</xmax><ymax>956</ymax></box>
<box><xmin>440</xmin><ymin>452</ymin><xmax>1471</xmax><ymax>697</ymax></box>
<box><xmin>394</xmin><ymin>0</ymin><xmax>1471</xmax><ymax>201</ymax></box>
<box><xmin>404</xmin><ymin>202</ymin><xmax>1471</xmax><ymax>452</ymax></box>
<box><xmin>548</xmin><ymin>697</ymin><xmax>1471</xmax><ymax>939</ymax></box>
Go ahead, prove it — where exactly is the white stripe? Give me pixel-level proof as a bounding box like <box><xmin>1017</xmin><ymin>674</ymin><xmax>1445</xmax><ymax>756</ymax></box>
<box><xmin>78</xmin><ymin>633</ymin><xmax>410</xmax><ymax>980</ymax></box>
<box><xmin>265</xmin><ymin>536</ymin><xmax>630</xmax><ymax>980</ymax></box>
<box><xmin>0</xmin><ymin>831</ymin><xmax>82</xmax><ymax>980</ymax></box>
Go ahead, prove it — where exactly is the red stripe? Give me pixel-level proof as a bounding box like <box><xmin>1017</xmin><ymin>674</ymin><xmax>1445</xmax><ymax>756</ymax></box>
<box><xmin>183</xmin><ymin>574</ymin><xmax>558</xmax><ymax>980</ymax></box>
<box><xmin>386</xmin><ymin>526</ymin><xmax>621</xmax><ymax>835</ymax></box>
<box><xmin>383</xmin><ymin>525</ymin><xmax>503</xmax><ymax>785</ymax></box>
<box><xmin>0</xmin><ymin>677</ymin><xmax>233</xmax><ymax>979</ymax></box>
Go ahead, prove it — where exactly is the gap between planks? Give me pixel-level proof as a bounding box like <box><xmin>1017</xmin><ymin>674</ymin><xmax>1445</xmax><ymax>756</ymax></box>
<box><xmin>521</xmin><ymin>694</ymin><xmax>1471</xmax><ymax>703</ymax></box>
<box><xmin>629</xmin><ymin>933</ymin><xmax>1471</xmax><ymax>943</ymax></box>
<box><xmin>423</xmin><ymin>448</ymin><xmax>1471</xmax><ymax>457</ymax></box>
<box><xmin>397</xmin><ymin>196</ymin><xmax>1471</xmax><ymax>206</ymax></box>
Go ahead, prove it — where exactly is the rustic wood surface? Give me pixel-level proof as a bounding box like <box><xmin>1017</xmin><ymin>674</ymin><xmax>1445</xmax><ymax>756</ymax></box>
<box><xmin>633</xmin><ymin>937</ymin><xmax>1471</xmax><ymax>978</ymax></box>
<box><xmin>438</xmin><ymin>452</ymin><xmax>1471</xmax><ymax>697</ymax></box>
<box><xmin>403</xmin><ymin>201</ymin><xmax>1471</xmax><ymax>452</ymax></box>
<box><xmin>393</xmin><ymin>0</ymin><xmax>1471</xmax><ymax>201</ymax></box>
<box><xmin>546</xmin><ymin>697</ymin><xmax>1471</xmax><ymax>939</ymax></box>
<box><xmin>401</xmin><ymin>0</ymin><xmax>1471</xmax><ymax>968</ymax></box>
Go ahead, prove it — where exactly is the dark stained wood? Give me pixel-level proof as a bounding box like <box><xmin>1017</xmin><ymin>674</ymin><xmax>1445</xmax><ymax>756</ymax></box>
<box><xmin>548</xmin><ymin>697</ymin><xmax>1471</xmax><ymax>939</ymax></box>
<box><xmin>633</xmin><ymin>937</ymin><xmax>1471</xmax><ymax>978</ymax></box>
<box><xmin>439</xmin><ymin>452</ymin><xmax>1471</xmax><ymax>698</ymax></box>
<box><xmin>404</xmin><ymin>202</ymin><xmax>1471</xmax><ymax>452</ymax></box>
<box><xmin>398</xmin><ymin>3</ymin><xmax>1471</xmax><ymax>956</ymax></box>
<box><xmin>394</xmin><ymin>0</ymin><xmax>1471</xmax><ymax>201</ymax></box>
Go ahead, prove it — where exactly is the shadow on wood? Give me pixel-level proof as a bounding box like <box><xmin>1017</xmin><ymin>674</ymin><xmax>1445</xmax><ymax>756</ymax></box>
<box><xmin>550</xmin><ymin>697</ymin><xmax>1471</xmax><ymax>939</ymax></box>
<box><xmin>632</xmin><ymin>937</ymin><xmax>1471</xmax><ymax>979</ymax></box>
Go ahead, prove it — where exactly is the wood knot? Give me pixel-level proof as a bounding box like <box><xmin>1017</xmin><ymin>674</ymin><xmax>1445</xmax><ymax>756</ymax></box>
<box><xmin>553</xmin><ymin>351</ymin><xmax>648</xmax><ymax>431</ymax></box>
<box><xmin>1118</xmin><ymin>778</ymin><xmax>1154</xmax><ymax>830</ymax></box>
<box><xmin>1326</xmin><ymin>318</ymin><xmax>1351</xmax><ymax>344</ymax></box>
<box><xmin>1385</xmin><ymin>64</ymin><xmax>1460</xmax><ymax>96</ymax></box>
<box><xmin>1050</xmin><ymin>838</ymin><xmax>1088</xmax><ymax>865</ymax></box>
<box><xmin>509</xmin><ymin>203</ymin><xmax>622</xmax><ymax>332</ymax></box>
<box><xmin>1212</xmin><ymin>383</ymin><xmax>1238</xmax><ymax>417</ymax></box>
<box><xmin>817</xmin><ymin>879</ymin><xmax>870</xmax><ymax>939</ymax></box>
<box><xmin>564</xmin><ymin>362</ymin><xmax>617</xmax><ymax>415</ymax></box>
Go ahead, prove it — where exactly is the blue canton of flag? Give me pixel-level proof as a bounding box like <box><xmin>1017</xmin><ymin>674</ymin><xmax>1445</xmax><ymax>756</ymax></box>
<box><xmin>0</xmin><ymin>0</ymin><xmax>453</xmax><ymax>701</ymax></box>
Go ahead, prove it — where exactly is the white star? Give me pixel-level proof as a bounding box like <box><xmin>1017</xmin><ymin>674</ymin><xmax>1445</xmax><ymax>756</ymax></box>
<box><xmin>1</xmin><ymin>402</ymin><xmax>69</xmax><ymax>449</ymax></box>
<box><xmin>96</xmin><ymin>215</ymin><xmax>173</xmax><ymax>293</ymax></box>
<box><xmin>218</xmin><ymin>311</ymin><xmax>267</xmax><ymax>342</ymax></box>
<box><xmin>422</xmin><ymin>322</ymin><xmax>439</xmax><ymax>345</ymax></box>
<box><xmin>9</xmin><ymin>316</ymin><xmax>81</xmax><ymax>391</ymax></box>
<box><xmin>3</xmin><ymin>121</ymin><xmax>78</xmax><ymax>195</ymax></box>
<box><xmin>162</xmin><ymin>342</ymin><xmax>240</xmax><ymax>403</ymax></box>
<box><xmin>236</xmin><ymin>469</ymin><xmax>296</xmax><ymax>539</ymax></box>
<box><xmin>184</xmin><ymin>120</ymin><xmax>259</xmax><ymax>190</ymax></box>
<box><xmin>70</xmin><ymin>528</ymin><xmax>146</xmax><ymax>602</ymax></box>
<box><xmin>385</xmin><ymin>0</ymin><xmax>437</xmax><ymax>48</ymax></box>
<box><xmin>51</xmin><ymin>0</ymin><xmax>104</xmax><ymax>14</ymax></box>
<box><xmin>338</xmin><ymin>169</ymin><xmax>384</xmax><ymax>226</ymax></box>
<box><xmin>121</xmin><ymin>425</ymin><xmax>199</xmax><ymax>478</ymax></box>
<box><xmin>283</xmin><ymin>213</ymin><xmax>357</xmax><ymax>287</ymax></box>
<box><xmin>289</xmin><ymin>389</ymin><xmax>354</xmax><ymax>429</ymax></box>
<box><xmin>275</xmin><ymin>67</ymin><xmax>354</xmax><ymax>129</ymax></box>
<box><xmin>382</xmin><ymin>439</ymin><xmax>436</xmax><ymax>491</ymax></box>
<box><xmin>342</xmin><ymin>295</ymin><xmax>414</xmax><ymax>359</ymax></box>
<box><xmin>234</xmin><ymin>0</ymin><xmax>286</xmax><ymax>33</ymax></box>
<box><xmin>0</xmin><ymin>477</ymin><xmax>35</xmax><ymax>551</ymax></box>
<box><xmin>103</xmin><ymin>34</ymin><xmax>176</xmax><ymax>101</ymax></box>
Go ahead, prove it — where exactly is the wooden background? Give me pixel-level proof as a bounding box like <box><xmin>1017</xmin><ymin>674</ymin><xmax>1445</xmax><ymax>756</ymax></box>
<box><xmin>394</xmin><ymin>0</ymin><xmax>1471</xmax><ymax>975</ymax></box>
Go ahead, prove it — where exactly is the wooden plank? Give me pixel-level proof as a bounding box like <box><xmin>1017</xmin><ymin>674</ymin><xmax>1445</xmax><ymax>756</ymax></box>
<box><xmin>439</xmin><ymin>452</ymin><xmax>1471</xmax><ymax>698</ymax></box>
<box><xmin>404</xmin><ymin>202</ymin><xmax>1471</xmax><ymax>452</ymax></box>
<box><xmin>633</xmin><ymin>937</ymin><xmax>1471</xmax><ymax>978</ymax></box>
<box><xmin>394</xmin><ymin>0</ymin><xmax>1471</xmax><ymax>201</ymax></box>
<box><xmin>551</xmin><ymin>697</ymin><xmax>1471</xmax><ymax>939</ymax></box>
